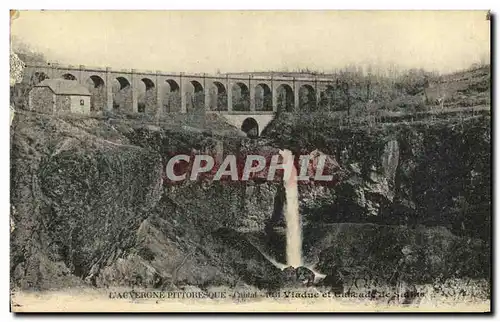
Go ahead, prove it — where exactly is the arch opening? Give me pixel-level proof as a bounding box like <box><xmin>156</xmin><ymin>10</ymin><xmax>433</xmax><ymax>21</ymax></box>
<box><xmin>141</xmin><ymin>78</ymin><xmax>155</xmax><ymax>91</ymax></box>
<box><xmin>85</xmin><ymin>75</ymin><xmax>105</xmax><ymax>112</ymax></box>
<box><xmin>232</xmin><ymin>82</ymin><xmax>250</xmax><ymax>111</ymax></box>
<box><xmin>299</xmin><ymin>84</ymin><xmax>317</xmax><ymax>111</ymax></box>
<box><xmin>187</xmin><ymin>80</ymin><xmax>204</xmax><ymax>112</ymax></box>
<box><xmin>89</xmin><ymin>75</ymin><xmax>105</xmax><ymax>88</ymax></box>
<box><xmin>138</xmin><ymin>77</ymin><xmax>156</xmax><ymax>114</ymax></box>
<box><xmin>162</xmin><ymin>79</ymin><xmax>181</xmax><ymax>113</ymax></box>
<box><xmin>112</xmin><ymin>76</ymin><xmax>132</xmax><ymax>111</ymax></box>
<box><xmin>209</xmin><ymin>81</ymin><xmax>227</xmax><ymax>111</ymax></box>
<box><xmin>241</xmin><ymin>117</ymin><xmax>259</xmax><ymax>138</ymax></box>
<box><xmin>61</xmin><ymin>73</ymin><xmax>77</xmax><ymax>81</ymax></box>
<box><xmin>255</xmin><ymin>83</ymin><xmax>272</xmax><ymax>111</ymax></box>
<box><xmin>116</xmin><ymin>77</ymin><xmax>130</xmax><ymax>90</ymax></box>
<box><xmin>276</xmin><ymin>84</ymin><xmax>294</xmax><ymax>113</ymax></box>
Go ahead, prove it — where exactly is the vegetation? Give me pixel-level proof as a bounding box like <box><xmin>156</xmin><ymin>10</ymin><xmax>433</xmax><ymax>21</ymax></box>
<box><xmin>239</xmin><ymin>62</ymin><xmax>490</xmax><ymax>119</ymax></box>
<box><xmin>10</xmin><ymin>38</ymin><xmax>53</xmax><ymax>110</ymax></box>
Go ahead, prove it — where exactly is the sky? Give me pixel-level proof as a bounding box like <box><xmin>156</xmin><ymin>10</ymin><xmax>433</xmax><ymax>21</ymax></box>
<box><xmin>10</xmin><ymin>10</ymin><xmax>491</xmax><ymax>74</ymax></box>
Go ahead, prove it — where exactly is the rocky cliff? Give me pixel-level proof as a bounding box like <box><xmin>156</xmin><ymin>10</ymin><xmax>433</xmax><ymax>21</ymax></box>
<box><xmin>10</xmin><ymin>110</ymin><xmax>491</xmax><ymax>291</ymax></box>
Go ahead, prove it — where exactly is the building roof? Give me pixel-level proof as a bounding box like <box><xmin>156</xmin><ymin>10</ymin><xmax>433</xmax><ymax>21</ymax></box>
<box><xmin>35</xmin><ymin>79</ymin><xmax>91</xmax><ymax>96</ymax></box>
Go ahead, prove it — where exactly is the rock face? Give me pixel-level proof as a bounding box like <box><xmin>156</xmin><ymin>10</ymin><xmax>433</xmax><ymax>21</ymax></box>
<box><xmin>10</xmin><ymin>111</ymin><xmax>491</xmax><ymax>291</ymax></box>
<box><xmin>241</xmin><ymin>182</ymin><xmax>278</xmax><ymax>232</ymax></box>
<box><xmin>320</xmin><ymin>272</ymin><xmax>344</xmax><ymax>294</ymax></box>
<box><xmin>331</xmin><ymin>139</ymin><xmax>400</xmax><ymax>218</ymax></box>
<box><xmin>267</xmin><ymin>114</ymin><xmax>491</xmax><ymax>289</ymax></box>
<box><xmin>10</xmin><ymin>114</ymin><xmax>163</xmax><ymax>290</ymax></box>
<box><xmin>311</xmin><ymin>223</ymin><xmax>489</xmax><ymax>287</ymax></box>
<box><xmin>9</xmin><ymin>113</ymin><xmax>287</xmax><ymax>290</ymax></box>
<box><xmin>273</xmin><ymin>116</ymin><xmax>492</xmax><ymax>242</ymax></box>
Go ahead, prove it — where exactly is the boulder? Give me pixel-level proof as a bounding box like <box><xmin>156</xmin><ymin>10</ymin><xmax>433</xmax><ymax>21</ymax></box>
<box><xmin>280</xmin><ymin>266</ymin><xmax>315</xmax><ymax>287</ymax></box>
<box><xmin>295</xmin><ymin>266</ymin><xmax>315</xmax><ymax>286</ymax></box>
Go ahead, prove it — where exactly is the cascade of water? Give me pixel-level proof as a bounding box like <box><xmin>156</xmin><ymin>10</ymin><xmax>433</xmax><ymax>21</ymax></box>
<box><xmin>280</xmin><ymin>149</ymin><xmax>302</xmax><ymax>268</ymax></box>
<box><xmin>260</xmin><ymin>149</ymin><xmax>325</xmax><ymax>283</ymax></box>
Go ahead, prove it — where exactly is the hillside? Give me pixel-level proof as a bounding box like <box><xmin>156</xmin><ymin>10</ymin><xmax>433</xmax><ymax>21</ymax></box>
<box><xmin>425</xmin><ymin>65</ymin><xmax>490</xmax><ymax>108</ymax></box>
<box><xmin>230</xmin><ymin>65</ymin><xmax>491</xmax><ymax>116</ymax></box>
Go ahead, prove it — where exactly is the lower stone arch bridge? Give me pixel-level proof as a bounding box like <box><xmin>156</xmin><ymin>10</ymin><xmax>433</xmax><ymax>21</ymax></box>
<box><xmin>23</xmin><ymin>63</ymin><xmax>345</xmax><ymax>136</ymax></box>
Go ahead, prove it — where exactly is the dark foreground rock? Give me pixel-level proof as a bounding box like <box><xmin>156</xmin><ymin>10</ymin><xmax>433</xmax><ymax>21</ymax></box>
<box><xmin>310</xmin><ymin>223</ymin><xmax>490</xmax><ymax>286</ymax></box>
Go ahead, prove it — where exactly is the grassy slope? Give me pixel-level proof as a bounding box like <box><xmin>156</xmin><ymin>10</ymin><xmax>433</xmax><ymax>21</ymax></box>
<box><xmin>425</xmin><ymin>66</ymin><xmax>490</xmax><ymax>108</ymax></box>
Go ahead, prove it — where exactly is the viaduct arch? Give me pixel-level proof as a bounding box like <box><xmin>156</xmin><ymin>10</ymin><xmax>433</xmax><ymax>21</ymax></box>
<box><xmin>23</xmin><ymin>63</ymin><xmax>347</xmax><ymax>136</ymax></box>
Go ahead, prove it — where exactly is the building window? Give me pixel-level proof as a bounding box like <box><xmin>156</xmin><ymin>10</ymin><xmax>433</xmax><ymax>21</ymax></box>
<box><xmin>80</xmin><ymin>99</ymin><xmax>84</xmax><ymax>106</ymax></box>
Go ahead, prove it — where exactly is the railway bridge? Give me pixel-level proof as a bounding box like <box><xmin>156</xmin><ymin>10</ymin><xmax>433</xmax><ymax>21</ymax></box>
<box><xmin>23</xmin><ymin>63</ymin><xmax>342</xmax><ymax>135</ymax></box>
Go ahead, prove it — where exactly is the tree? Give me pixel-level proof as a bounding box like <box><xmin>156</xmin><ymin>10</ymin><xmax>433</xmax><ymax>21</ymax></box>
<box><xmin>10</xmin><ymin>36</ymin><xmax>47</xmax><ymax>64</ymax></box>
<box><xmin>342</xmin><ymin>81</ymin><xmax>351</xmax><ymax>118</ymax></box>
<box><xmin>395</xmin><ymin>69</ymin><xmax>431</xmax><ymax>96</ymax></box>
<box><xmin>10</xmin><ymin>37</ymin><xmax>51</xmax><ymax>109</ymax></box>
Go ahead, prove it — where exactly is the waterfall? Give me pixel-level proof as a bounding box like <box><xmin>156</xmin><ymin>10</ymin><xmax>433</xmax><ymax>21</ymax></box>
<box><xmin>259</xmin><ymin>149</ymin><xmax>326</xmax><ymax>284</ymax></box>
<box><xmin>280</xmin><ymin>149</ymin><xmax>303</xmax><ymax>268</ymax></box>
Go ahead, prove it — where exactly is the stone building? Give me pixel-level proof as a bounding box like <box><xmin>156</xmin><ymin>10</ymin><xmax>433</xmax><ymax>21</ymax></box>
<box><xmin>29</xmin><ymin>79</ymin><xmax>91</xmax><ymax>115</ymax></box>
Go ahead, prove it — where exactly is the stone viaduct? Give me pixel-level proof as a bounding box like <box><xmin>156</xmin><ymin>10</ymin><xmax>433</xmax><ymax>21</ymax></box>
<box><xmin>23</xmin><ymin>63</ymin><xmax>342</xmax><ymax>136</ymax></box>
